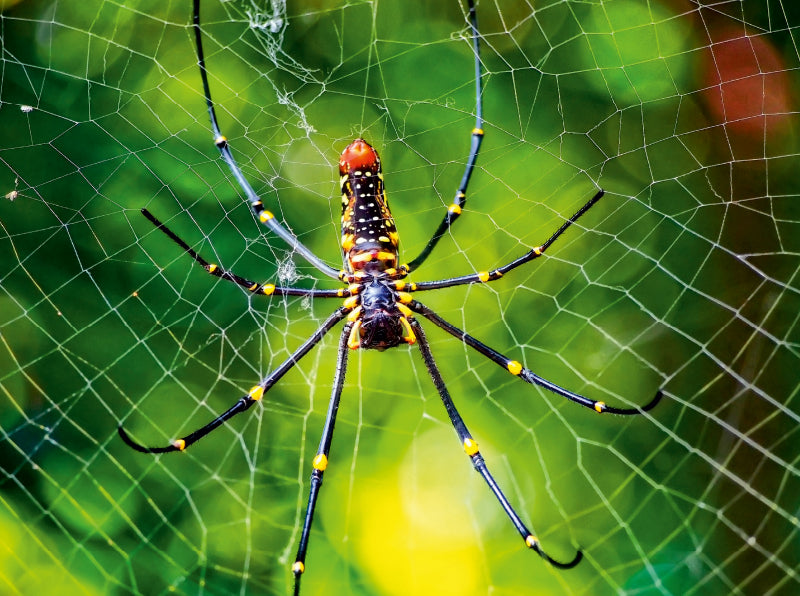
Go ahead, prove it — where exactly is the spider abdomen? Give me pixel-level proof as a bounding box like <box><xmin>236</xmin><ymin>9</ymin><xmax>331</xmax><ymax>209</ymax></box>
<box><xmin>339</xmin><ymin>139</ymin><xmax>399</xmax><ymax>274</ymax></box>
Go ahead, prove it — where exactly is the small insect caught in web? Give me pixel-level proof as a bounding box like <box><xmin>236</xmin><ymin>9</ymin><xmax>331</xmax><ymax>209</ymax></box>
<box><xmin>118</xmin><ymin>0</ymin><xmax>664</xmax><ymax>593</ymax></box>
<box><xmin>5</xmin><ymin>178</ymin><xmax>19</xmax><ymax>201</ymax></box>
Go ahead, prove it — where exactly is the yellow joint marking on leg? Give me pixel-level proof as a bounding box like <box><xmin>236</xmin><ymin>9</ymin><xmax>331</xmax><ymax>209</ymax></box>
<box><xmin>214</xmin><ymin>135</ymin><xmax>228</xmax><ymax>147</ymax></box>
<box><xmin>248</xmin><ymin>283</ymin><xmax>258</xmax><ymax>291</ymax></box>
<box><xmin>252</xmin><ymin>200</ymin><xmax>263</xmax><ymax>208</ymax></box>
<box><xmin>478</xmin><ymin>271</ymin><xmax>490</xmax><ymax>283</ymax></box>
<box><xmin>594</xmin><ymin>401</ymin><xmax>606</xmax><ymax>413</ymax></box>
<box><xmin>463</xmin><ymin>437</ymin><xmax>479</xmax><ymax>456</ymax></box>
<box><xmin>292</xmin><ymin>561</ymin><xmax>305</xmax><ymax>575</ymax></box>
<box><xmin>384</xmin><ymin>268</ymin><xmax>398</xmax><ymax>276</ymax></box>
<box><xmin>172</xmin><ymin>439</ymin><xmax>186</xmax><ymax>451</ymax></box>
<box><xmin>348</xmin><ymin>321</ymin><xmax>362</xmax><ymax>349</ymax></box>
<box><xmin>259</xmin><ymin>210</ymin><xmax>274</xmax><ymax>223</ymax></box>
<box><xmin>346</xmin><ymin>306</ymin><xmax>362</xmax><ymax>322</ymax></box>
<box><xmin>248</xmin><ymin>385</ymin><xmax>265</xmax><ymax>401</ymax></box>
<box><xmin>397</xmin><ymin>303</ymin><xmax>413</xmax><ymax>317</ymax></box>
<box><xmin>261</xmin><ymin>284</ymin><xmax>275</xmax><ymax>295</ymax></box>
<box><xmin>343</xmin><ymin>295</ymin><xmax>359</xmax><ymax>309</ymax></box>
<box><xmin>399</xmin><ymin>263</ymin><xmax>410</xmax><ymax>275</ymax></box>
<box><xmin>400</xmin><ymin>317</ymin><xmax>416</xmax><ymax>345</ymax></box>
<box><xmin>472</xmin><ymin>127</ymin><xmax>484</xmax><ymax>136</ymax></box>
<box><xmin>533</xmin><ymin>246</ymin><xmax>543</xmax><ymax>255</ymax></box>
<box><xmin>448</xmin><ymin>203</ymin><xmax>462</xmax><ymax>214</ymax></box>
<box><xmin>507</xmin><ymin>360</ymin><xmax>523</xmax><ymax>375</ymax></box>
<box><xmin>312</xmin><ymin>453</ymin><xmax>328</xmax><ymax>471</ymax></box>
<box><xmin>525</xmin><ymin>535</ymin><xmax>539</xmax><ymax>549</ymax></box>
<box><xmin>207</xmin><ymin>264</ymin><xmax>218</xmax><ymax>273</ymax></box>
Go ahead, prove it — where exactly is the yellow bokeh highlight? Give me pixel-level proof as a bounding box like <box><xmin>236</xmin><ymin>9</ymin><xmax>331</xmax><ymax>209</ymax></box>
<box><xmin>349</xmin><ymin>427</ymin><xmax>500</xmax><ymax>596</ymax></box>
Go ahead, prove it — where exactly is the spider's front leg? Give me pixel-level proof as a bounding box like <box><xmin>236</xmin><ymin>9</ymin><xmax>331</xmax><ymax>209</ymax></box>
<box><xmin>118</xmin><ymin>307</ymin><xmax>350</xmax><ymax>453</ymax></box>
<box><xmin>291</xmin><ymin>322</ymin><xmax>352</xmax><ymax>596</ymax></box>
<box><xmin>411</xmin><ymin>319</ymin><xmax>583</xmax><ymax>568</ymax></box>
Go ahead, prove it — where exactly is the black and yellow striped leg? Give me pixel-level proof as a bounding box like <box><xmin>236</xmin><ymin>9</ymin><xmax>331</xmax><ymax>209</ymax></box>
<box><xmin>404</xmin><ymin>0</ymin><xmax>483</xmax><ymax>274</ymax></box>
<box><xmin>118</xmin><ymin>307</ymin><xmax>350</xmax><ymax>454</ymax></box>
<box><xmin>191</xmin><ymin>0</ymin><xmax>340</xmax><ymax>280</ymax></box>
<box><xmin>409</xmin><ymin>189</ymin><xmax>605</xmax><ymax>292</ymax></box>
<box><xmin>410</xmin><ymin>299</ymin><xmax>663</xmax><ymax>414</ymax></box>
<box><xmin>411</xmin><ymin>319</ymin><xmax>582</xmax><ymax>568</ymax></box>
<box><xmin>141</xmin><ymin>209</ymin><xmax>345</xmax><ymax>298</ymax></box>
<box><xmin>292</xmin><ymin>323</ymin><xmax>352</xmax><ymax>596</ymax></box>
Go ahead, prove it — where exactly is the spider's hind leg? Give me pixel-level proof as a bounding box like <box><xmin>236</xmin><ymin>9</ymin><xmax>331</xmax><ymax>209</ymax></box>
<box><xmin>404</xmin><ymin>0</ymin><xmax>484</xmax><ymax>273</ymax></box>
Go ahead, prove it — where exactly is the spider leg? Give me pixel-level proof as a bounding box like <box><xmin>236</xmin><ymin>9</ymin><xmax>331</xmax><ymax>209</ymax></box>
<box><xmin>292</xmin><ymin>323</ymin><xmax>352</xmax><ymax>596</ymax></box>
<box><xmin>409</xmin><ymin>299</ymin><xmax>663</xmax><ymax>415</ymax></box>
<box><xmin>404</xmin><ymin>0</ymin><xmax>483</xmax><ymax>274</ymax></box>
<box><xmin>192</xmin><ymin>0</ymin><xmax>340</xmax><ymax>280</ymax></box>
<box><xmin>407</xmin><ymin>189</ymin><xmax>605</xmax><ymax>292</ymax></box>
<box><xmin>411</xmin><ymin>319</ymin><xmax>582</xmax><ymax>568</ymax></box>
<box><xmin>141</xmin><ymin>209</ymin><xmax>346</xmax><ymax>298</ymax></box>
<box><xmin>118</xmin><ymin>307</ymin><xmax>350</xmax><ymax>453</ymax></box>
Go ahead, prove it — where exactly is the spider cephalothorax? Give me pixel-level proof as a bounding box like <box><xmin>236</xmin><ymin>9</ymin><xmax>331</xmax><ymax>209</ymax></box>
<box><xmin>345</xmin><ymin>276</ymin><xmax>415</xmax><ymax>351</ymax></box>
<box><xmin>118</xmin><ymin>1</ymin><xmax>662</xmax><ymax>594</ymax></box>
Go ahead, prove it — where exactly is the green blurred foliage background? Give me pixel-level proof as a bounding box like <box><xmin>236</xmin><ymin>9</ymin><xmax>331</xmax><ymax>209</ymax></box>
<box><xmin>1</xmin><ymin>0</ymin><xmax>798</xmax><ymax>594</ymax></box>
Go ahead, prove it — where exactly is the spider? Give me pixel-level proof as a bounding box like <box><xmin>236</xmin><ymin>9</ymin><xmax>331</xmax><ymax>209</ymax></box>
<box><xmin>119</xmin><ymin>0</ymin><xmax>663</xmax><ymax>593</ymax></box>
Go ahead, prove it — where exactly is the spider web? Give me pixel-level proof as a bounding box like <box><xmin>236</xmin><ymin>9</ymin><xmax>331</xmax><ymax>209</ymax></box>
<box><xmin>1</xmin><ymin>0</ymin><xmax>798</xmax><ymax>594</ymax></box>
